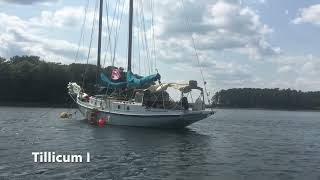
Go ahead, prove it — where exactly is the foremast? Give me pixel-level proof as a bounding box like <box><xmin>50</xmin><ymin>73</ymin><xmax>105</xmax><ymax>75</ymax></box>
<box><xmin>127</xmin><ymin>0</ymin><xmax>134</xmax><ymax>72</ymax></box>
<box><xmin>96</xmin><ymin>0</ymin><xmax>103</xmax><ymax>81</ymax></box>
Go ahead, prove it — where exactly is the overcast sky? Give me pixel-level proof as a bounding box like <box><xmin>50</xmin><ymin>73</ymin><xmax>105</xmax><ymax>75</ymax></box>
<box><xmin>0</xmin><ymin>0</ymin><xmax>320</xmax><ymax>93</ymax></box>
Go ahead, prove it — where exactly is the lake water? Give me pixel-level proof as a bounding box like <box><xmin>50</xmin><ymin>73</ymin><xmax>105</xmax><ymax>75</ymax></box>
<box><xmin>0</xmin><ymin>107</ymin><xmax>320</xmax><ymax>180</ymax></box>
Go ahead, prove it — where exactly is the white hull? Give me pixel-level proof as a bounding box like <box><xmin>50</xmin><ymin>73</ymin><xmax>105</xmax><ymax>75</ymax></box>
<box><xmin>67</xmin><ymin>83</ymin><xmax>214</xmax><ymax>128</ymax></box>
<box><xmin>77</xmin><ymin>101</ymin><xmax>213</xmax><ymax>128</ymax></box>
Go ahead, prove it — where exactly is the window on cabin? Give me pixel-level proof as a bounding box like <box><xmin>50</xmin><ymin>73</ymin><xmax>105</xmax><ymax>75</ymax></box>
<box><xmin>134</xmin><ymin>92</ymin><xmax>144</xmax><ymax>103</ymax></box>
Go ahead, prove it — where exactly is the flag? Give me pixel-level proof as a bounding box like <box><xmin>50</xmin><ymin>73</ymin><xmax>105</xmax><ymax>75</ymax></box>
<box><xmin>111</xmin><ymin>68</ymin><xmax>121</xmax><ymax>80</ymax></box>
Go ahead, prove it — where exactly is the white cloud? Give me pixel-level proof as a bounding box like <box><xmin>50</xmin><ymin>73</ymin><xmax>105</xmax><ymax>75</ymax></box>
<box><xmin>154</xmin><ymin>1</ymin><xmax>279</xmax><ymax>61</ymax></box>
<box><xmin>277</xmin><ymin>65</ymin><xmax>292</xmax><ymax>73</ymax></box>
<box><xmin>293</xmin><ymin>4</ymin><xmax>320</xmax><ymax>26</ymax></box>
<box><xmin>35</xmin><ymin>7</ymin><xmax>85</xmax><ymax>27</ymax></box>
<box><xmin>0</xmin><ymin>6</ymin><xmax>128</xmax><ymax>66</ymax></box>
<box><xmin>4</xmin><ymin>0</ymin><xmax>319</xmax><ymax>92</ymax></box>
<box><xmin>272</xmin><ymin>54</ymin><xmax>320</xmax><ymax>91</ymax></box>
<box><xmin>29</xmin><ymin>6</ymin><xmax>121</xmax><ymax>31</ymax></box>
<box><xmin>0</xmin><ymin>0</ymin><xmax>58</xmax><ymax>5</ymax></box>
<box><xmin>0</xmin><ymin>13</ymin><xmax>29</xmax><ymax>30</ymax></box>
<box><xmin>285</xmin><ymin>10</ymin><xmax>289</xmax><ymax>15</ymax></box>
<box><xmin>0</xmin><ymin>12</ymin><xmax>92</xmax><ymax>64</ymax></box>
<box><xmin>259</xmin><ymin>0</ymin><xmax>266</xmax><ymax>4</ymax></box>
<box><xmin>127</xmin><ymin>0</ymin><xmax>281</xmax><ymax>90</ymax></box>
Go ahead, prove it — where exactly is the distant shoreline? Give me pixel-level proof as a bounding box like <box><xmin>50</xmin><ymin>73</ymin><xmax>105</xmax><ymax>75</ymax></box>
<box><xmin>212</xmin><ymin>107</ymin><xmax>320</xmax><ymax>112</ymax></box>
<box><xmin>1</xmin><ymin>102</ymin><xmax>320</xmax><ymax>112</ymax></box>
<box><xmin>1</xmin><ymin>56</ymin><xmax>320</xmax><ymax>112</ymax></box>
<box><xmin>0</xmin><ymin>102</ymin><xmax>73</xmax><ymax>108</ymax></box>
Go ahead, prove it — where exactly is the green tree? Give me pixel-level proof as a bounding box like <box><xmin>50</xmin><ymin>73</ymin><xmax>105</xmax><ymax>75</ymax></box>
<box><xmin>212</xmin><ymin>88</ymin><xmax>320</xmax><ymax>110</ymax></box>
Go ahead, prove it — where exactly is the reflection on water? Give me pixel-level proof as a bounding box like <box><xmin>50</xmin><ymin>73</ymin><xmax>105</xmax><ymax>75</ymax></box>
<box><xmin>86</xmin><ymin>125</ymin><xmax>212</xmax><ymax>179</ymax></box>
<box><xmin>0</xmin><ymin>107</ymin><xmax>320</xmax><ymax>179</ymax></box>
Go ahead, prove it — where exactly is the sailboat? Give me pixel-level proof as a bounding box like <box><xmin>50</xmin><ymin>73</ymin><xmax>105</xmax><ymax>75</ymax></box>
<box><xmin>67</xmin><ymin>0</ymin><xmax>214</xmax><ymax>128</ymax></box>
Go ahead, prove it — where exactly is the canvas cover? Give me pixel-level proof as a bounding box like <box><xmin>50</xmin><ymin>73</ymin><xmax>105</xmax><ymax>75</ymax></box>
<box><xmin>100</xmin><ymin>71</ymin><xmax>161</xmax><ymax>89</ymax></box>
<box><xmin>146</xmin><ymin>83</ymin><xmax>203</xmax><ymax>93</ymax></box>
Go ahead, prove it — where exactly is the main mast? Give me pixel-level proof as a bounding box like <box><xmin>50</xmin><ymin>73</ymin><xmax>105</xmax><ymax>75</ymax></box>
<box><xmin>127</xmin><ymin>0</ymin><xmax>133</xmax><ymax>72</ymax></box>
<box><xmin>97</xmin><ymin>0</ymin><xmax>103</xmax><ymax>80</ymax></box>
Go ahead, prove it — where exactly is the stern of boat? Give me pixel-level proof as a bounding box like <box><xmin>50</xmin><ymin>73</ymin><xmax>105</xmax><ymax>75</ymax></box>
<box><xmin>170</xmin><ymin>110</ymin><xmax>214</xmax><ymax>128</ymax></box>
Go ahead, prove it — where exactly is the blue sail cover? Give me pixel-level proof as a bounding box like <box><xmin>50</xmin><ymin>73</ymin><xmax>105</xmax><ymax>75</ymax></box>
<box><xmin>127</xmin><ymin>71</ymin><xmax>161</xmax><ymax>88</ymax></box>
<box><xmin>100</xmin><ymin>71</ymin><xmax>161</xmax><ymax>89</ymax></box>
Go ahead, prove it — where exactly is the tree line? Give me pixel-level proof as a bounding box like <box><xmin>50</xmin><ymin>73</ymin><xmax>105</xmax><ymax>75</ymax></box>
<box><xmin>0</xmin><ymin>56</ymin><xmax>97</xmax><ymax>107</ymax></box>
<box><xmin>1</xmin><ymin>55</ymin><xmax>320</xmax><ymax>109</ymax></box>
<box><xmin>212</xmin><ymin>88</ymin><xmax>320</xmax><ymax>110</ymax></box>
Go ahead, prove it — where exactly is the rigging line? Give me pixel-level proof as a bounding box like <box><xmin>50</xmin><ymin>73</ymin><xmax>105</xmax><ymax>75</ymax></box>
<box><xmin>131</xmin><ymin>0</ymin><xmax>135</xmax><ymax>72</ymax></box>
<box><xmin>103</xmin><ymin>0</ymin><xmax>113</xmax><ymax>67</ymax></box>
<box><xmin>75</xmin><ymin>0</ymin><xmax>90</xmax><ymax>64</ymax></box>
<box><xmin>190</xmin><ymin>92</ymin><xmax>194</xmax><ymax>103</ymax></box>
<box><xmin>180</xmin><ymin>0</ymin><xmax>210</xmax><ymax>104</ymax></box>
<box><xmin>139</xmin><ymin>0</ymin><xmax>151</xmax><ymax>75</ymax></box>
<box><xmin>136</xmin><ymin>0</ymin><xmax>141</xmax><ymax>74</ymax></box>
<box><xmin>82</xmin><ymin>0</ymin><xmax>99</xmax><ymax>88</ymax></box>
<box><xmin>138</xmin><ymin>0</ymin><xmax>148</xmax><ymax>75</ymax></box>
<box><xmin>143</xmin><ymin>19</ymin><xmax>152</xmax><ymax>74</ymax></box>
<box><xmin>107</xmin><ymin>0</ymin><xmax>119</xmax><ymax>66</ymax></box>
<box><xmin>138</xmin><ymin>0</ymin><xmax>147</xmax><ymax>75</ymax></box>
<box><xmin>104</xmin><ymin>0</ymin><xmax>114</xmax><ymax>67</ymax></box>
<box><xmin>102</xmin><ymin>0</ymin><xmax>111</xmax><ymax>67</ymax></box>
<box><xmin>110</xmin><ymin>0</ymin><xmax>121</xmax><ymax>66</ymax></box>
<box><xmin>150</xmin><ymin>0</ymin><xmax>157</xmax><ymax>71</ymax></box>
<box><xmin>103</xmin><ymin>0</ymin><xmax>120</xmax><ymax>67</ymax></box>
<box><xmin>111</xmin><ymin>0</ymin><xmax>126</xmax><ymax>66</ymax></box>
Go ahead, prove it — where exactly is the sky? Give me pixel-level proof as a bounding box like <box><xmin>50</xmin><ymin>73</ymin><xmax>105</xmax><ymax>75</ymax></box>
<box><xmin>0</xmin><ymin>0</ymin><xmax>320</xmax><ymax>93</ymax></box>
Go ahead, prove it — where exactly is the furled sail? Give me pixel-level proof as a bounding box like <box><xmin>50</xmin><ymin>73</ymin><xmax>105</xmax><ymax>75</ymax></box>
<box><xmin>100</xmin><ymin>72</ymin><xmax>127</xmax><ymax>88</ymax></box>
<box><xmin>100</xmin><ymin>71</ymin><xmax>161</xmax><ymax>89</ymax></box>
<box><xmin>127</xmin><ymin>71</ymin><xmax>161</xmax><ymax>88</ymax></box>
<box><xmin>147</xmin><ymin>82</ymin><xmax>203</xmax><ymax>93</ymax></box>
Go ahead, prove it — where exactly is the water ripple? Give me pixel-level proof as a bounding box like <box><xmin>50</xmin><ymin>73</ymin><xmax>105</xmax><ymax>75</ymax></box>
<box><xmin>0</xmin><ymin>108</ymin><xmax>320</xmax><ymax>179</ymax></box>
